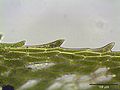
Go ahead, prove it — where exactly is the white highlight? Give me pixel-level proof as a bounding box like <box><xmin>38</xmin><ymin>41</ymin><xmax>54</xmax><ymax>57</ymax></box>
<box><xmin>1</xmin><ymin>71</ymin><xmax>10</xmax><ymax>77</ymax></box>
<box><xmin>47</xmin><ymin>67</ymin><xmax>114</xmax><ymax>90</ymax></box>
<box><xmin>94</xmin><ymin>67</ymin><xmax>108</xmax><ymax>75</ymax></box>
<box><xmin>18</xmin><ymin>79</ymin><xmax>40</xmax><ymax>90</ymax></box>
<box><xmin>26</xmin><ymin>62</ymin><xmax>55</xmax><ymax>71</ymax></box>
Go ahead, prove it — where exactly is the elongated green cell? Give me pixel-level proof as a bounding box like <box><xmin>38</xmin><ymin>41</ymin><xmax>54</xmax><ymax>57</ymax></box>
<box><xmin>75</xmin><ymin>51</ymin><xmax>101</xmax><ymax>56</ymax></box>
<box><xmin>28</xmin><ymin>51</ymin><xmax>59</xmax><ymax>57</ymax></box>
<box><xmin>9</xmin><ymin>48</ymin><xmax>46</xmax><ymax>52</ymax></box>
<box><xmin>4</xmin><ymin>51</ymin><xmax>27</xmax><ymax>59</ymax></box>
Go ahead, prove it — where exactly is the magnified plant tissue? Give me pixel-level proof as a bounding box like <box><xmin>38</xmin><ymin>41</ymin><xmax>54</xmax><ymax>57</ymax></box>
<box><xmin>0</xmin><ymin>35</ymin><xmax>119</xmax><ymax>90</ymax></box>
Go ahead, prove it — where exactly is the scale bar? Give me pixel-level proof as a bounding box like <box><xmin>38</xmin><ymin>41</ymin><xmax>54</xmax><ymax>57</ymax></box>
<box><xmin>89</xmin><ymin>84</ymin><xmax>119</xmax><ymax>85</ymax></box>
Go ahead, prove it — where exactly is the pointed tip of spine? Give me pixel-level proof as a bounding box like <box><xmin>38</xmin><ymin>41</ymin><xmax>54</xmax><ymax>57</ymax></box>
<box><xmin>92</xmin><ymin>42</ymin><xmax>115</xmax><ymax>52</ymax></box>
<box><xmin>105</xmin><ymin>42</ymin><xmax>115</xmax><ymax>50</ymax></box>
<box><xmin>109</xmin><ymin>42</ymin><xmax>115</xmax><ymax>47</ymax></box>
<box><xmin>13</xmin><ymin>40</ymin><xmax>26</xmax><ymax>47</ymax></box>
<box><xmin>51</xmin><ymin>39</ymin><xmax>65</xmax><ymax>47</ymax></box>
<box><xmin>101</xmin><ymin>42</ymin><xmax>115</xmax><ymax>52</ymax></box>
<box><xmin>56</xmin><ymin>39</ymin><xmax>65</xmax><ymax>44</ymax></box>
